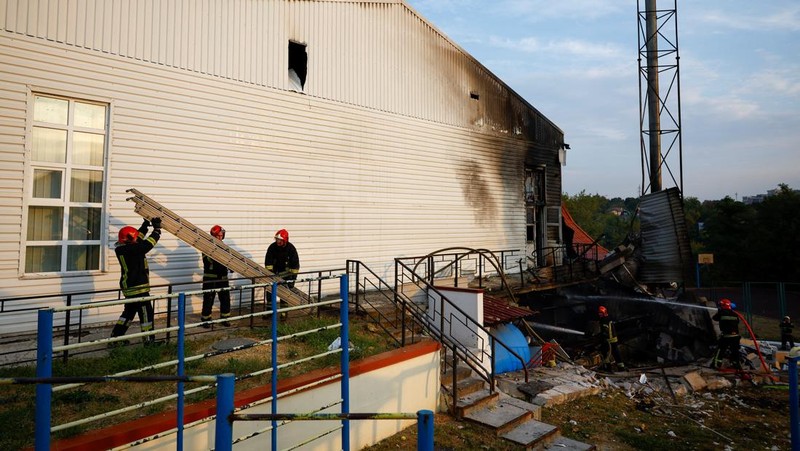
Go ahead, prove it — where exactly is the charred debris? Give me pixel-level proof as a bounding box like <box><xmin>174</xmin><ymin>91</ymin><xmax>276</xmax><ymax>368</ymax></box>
<box><xmin>492</xmin><ymin>188</ymin><xmax>719</xmax><ymax>369</ymax></box>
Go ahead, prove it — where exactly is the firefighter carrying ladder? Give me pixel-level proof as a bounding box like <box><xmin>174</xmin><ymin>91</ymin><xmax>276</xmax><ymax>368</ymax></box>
<box><xmin>126</xmin><ymin>188</ymin><xmax>309</xmax><ymax>307</ymax></box>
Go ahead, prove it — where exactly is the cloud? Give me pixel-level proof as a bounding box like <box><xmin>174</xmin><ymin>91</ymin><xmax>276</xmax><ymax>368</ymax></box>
<box><xmin>487</xmin><ymin>36</ymin><xmax>625</xmax><ymax>60</ymax></box>
<box><xmin>694</xmin><ymin>4</ymin><xmax>800</xmax><ymax>32</ymax></box>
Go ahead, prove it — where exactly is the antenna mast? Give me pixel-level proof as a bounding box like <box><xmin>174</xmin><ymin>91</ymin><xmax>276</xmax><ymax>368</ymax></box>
<box><xmin>637</xmin><ymin>0</ymin><xmax>683</xmax><ymax>196</ymax></box>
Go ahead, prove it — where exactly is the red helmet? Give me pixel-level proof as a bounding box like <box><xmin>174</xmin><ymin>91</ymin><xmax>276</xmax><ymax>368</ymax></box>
<box><xmin>210</xmin><ymin>225</ymin><xmax>226</xmax><ymax>240</ymax></box>
<box><xmin>719</xmin><ymin>299</ymin><xmax>732</xmax><ymax>310</ymax></box>
<box><xmin>275</xmin><ymin>229</ymin><xmax>289</xmax><ymax>242</ymax></box>
<box><xmin>118</xmin><ymin>226</ymin><xmax>139</xmax><ymax>244</ymax></box>
<box><xmin>598</xmin><ymin>306</ymin><xmax>608</xmax><ymax>317</ymax></box>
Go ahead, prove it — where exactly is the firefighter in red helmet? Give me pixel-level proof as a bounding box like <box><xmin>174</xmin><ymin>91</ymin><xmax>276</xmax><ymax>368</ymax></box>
<box><xmin>598</xmin><ymin>305</ymin><xmax>625</xmax><ymax>372</ymax></box>
<box><xmin>264</xmin><ymin>229</ymin><xmax>300</xmax><ymax>288</ymax></box>
<box><xmin>711</xmin><ymin>298</ymin><xmax>742</xmax><ymax>369</ymax></box>
<box><xmin>111</xmin><ymin>217</ymin><xmax>162</xmax><ymax>344</ymax></box>
<box><xmin>200</xmin><ymin>225</ymin><xmax>231</xmax><ymax>328</ymax></box>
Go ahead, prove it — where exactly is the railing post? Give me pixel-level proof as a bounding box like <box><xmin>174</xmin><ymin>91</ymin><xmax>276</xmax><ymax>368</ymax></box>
<box><xmin>743</xmin><ymin>282</ymin><xmax>753</xmax><ymax>325</ymax></box>
<box><xmin>489</xmin><ymin>335</ymin><xmax>496</xmax><ymax>394</ymax></box>
<box><xmin>271</xmin><ymin>282</ymin><xmax>279</xmax><ymax>451</ymax></box>
<box><xmin>177</xmin><ymin>293</ymin><xmax>187</xmax><ymax>451</ymax></box>
<box><xmin>166</xmin><ymin>285</ymin><xmax>173</xmax><ymax>343</ymax></box>
<box><xmin>249</xmin><ymin>279</ymin><xmax>256</xmax><ymax>329</ymax></box>
<box><xmin>779</xmin><ymin>282</ymin><xmax>787</xmax><ymax>319</ymax></box>
<box><xmin>340</xmin><ymin>275</ymin><xmax>351</xmax><ymax>451</ymax></box>
<box><xmin>451</xmin><ymin>344</ymin><xmax>459</xmax><ymax>412</ymax></box>
<box><xmin>454</xmin><ymin>257</ymin><xmax>459</xmax><ymax>288</ymax></box>
<box><xmin>62</xmin><ymin>294</ymin><xmax>71</xmax><ymax>364</ymax></box>
<box><xmin>35</xmin><ymin>309</ymin><xmax>54</xmax><ymax>451</ymax></box>
<box><xmin>215</xmin><ymin>373</ymin><xmax>235</xmax><ymax>451</ymax></box>
<box><xmin>355</xmin><ymin>261</ymin><xmax>361</xmax><ymax>314</ymax></box>
<box><xmin>790</xmin><ymin>356</ymin><xmax>799</xmax><ymax>451</ymax></box>
<box><xmin>417</xmin><ymin>410</ymin><xmax>434</xmax><ymax>451</ymax></box>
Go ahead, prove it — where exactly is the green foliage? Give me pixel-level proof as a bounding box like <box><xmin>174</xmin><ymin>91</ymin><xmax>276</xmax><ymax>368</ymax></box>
<box><xmin>563</xmin><ymin>191</ymin><xmax>639</xmax><ymax>249</ymax></box>
<box><xmin>567</xmin><ymin>184</ymin><xmax>800</xmax><ymax>283</ymax></box>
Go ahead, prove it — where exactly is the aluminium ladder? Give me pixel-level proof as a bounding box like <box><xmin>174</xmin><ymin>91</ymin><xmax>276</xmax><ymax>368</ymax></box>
<box><xmin>126</xmin><ymin>188</ymin><xmax>309</xmax><ymax>307</ymax></box>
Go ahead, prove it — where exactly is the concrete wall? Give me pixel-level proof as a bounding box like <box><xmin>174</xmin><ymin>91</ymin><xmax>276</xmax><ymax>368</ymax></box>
<box><xmin>50</xmin><ymin>340</ymin><xmax>441</xmax><ymax>450</ymax></box>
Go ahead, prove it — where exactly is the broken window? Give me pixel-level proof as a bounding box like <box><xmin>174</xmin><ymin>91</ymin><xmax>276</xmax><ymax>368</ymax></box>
<box><xmin>288</xmin><ymin>41</ymin><xmax>307</xmax><ymax>91</ymax></box>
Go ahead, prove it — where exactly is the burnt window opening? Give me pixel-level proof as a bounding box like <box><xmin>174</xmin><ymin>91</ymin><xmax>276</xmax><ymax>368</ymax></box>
<box><xmin>288</xmin><ymin>41</ymin><xmax>307</xmax><ymax>91</ymax></box>
<box><xmin>470</xmin><ymin>91</ymin><xmax>480</xmax><ymax>100</ymax></box>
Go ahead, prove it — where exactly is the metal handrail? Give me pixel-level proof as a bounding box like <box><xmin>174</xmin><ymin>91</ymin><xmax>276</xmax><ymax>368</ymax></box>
<box><xmin>0</xmin><ymin>268</ymin><xmax>343</xmax><ymax>367</ymax></box>
<box><xmin>345</xmin><ymin>257</ymin><xmax>530</xmax><ymax>405</ymax></box>
<box><xmin>394</xmin><ymin>258</ymin><xmax>529</xmax><ymax>386</ymax></box>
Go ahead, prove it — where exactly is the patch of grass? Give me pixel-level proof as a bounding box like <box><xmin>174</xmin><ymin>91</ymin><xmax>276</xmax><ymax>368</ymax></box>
<box><xmin>0</xmin><ymin>312</ymin><xmax>398</xmax><ymax>449</ymax></box>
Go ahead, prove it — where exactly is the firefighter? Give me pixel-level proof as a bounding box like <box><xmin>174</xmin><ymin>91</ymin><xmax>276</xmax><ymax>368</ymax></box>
<box><xmin>200</xmin><ymin>225</ymin><xmax>231</xmax><ymax>328</ymax></box>
<box><xmin>780</xmin><ymin>315</ymin><xmax>795</xmax><ymax>351</ymax></box>
<box><xmin>111</xmin><ymin>217</ymin><xmax>161</xmax><ymax>344</ymax></box>
<box><xmin>264</xmin><ymin>229</ymin><xmax>300</xmax><ymax>288</ymax></box>
<box><xmin>598</xmin><ymin>305</ymin><xmax>625</xmax><ymax>372</ymax></box>
<box><xmin>711</xmin><ymin>298</ymin><xmax>742</xmax><ymax>369</ymax></box>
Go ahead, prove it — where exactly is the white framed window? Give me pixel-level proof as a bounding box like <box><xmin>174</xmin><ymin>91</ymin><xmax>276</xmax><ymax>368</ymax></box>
<box><xmin>24</xmin><ymin>94</ymin><xmax>108</xmax><ymax>274</ymax></box>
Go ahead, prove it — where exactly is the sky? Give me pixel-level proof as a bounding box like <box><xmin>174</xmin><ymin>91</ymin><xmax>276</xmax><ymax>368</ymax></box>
<box><xmin>404</xmin><ymin>0</ymin><xmax>800</xmax><ymax>201</ymax></box>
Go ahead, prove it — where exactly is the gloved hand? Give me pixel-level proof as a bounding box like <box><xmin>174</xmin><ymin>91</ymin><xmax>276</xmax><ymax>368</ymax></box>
<box><xmin>141</xmin><ymin>219</ymin><xmax>151</xmax><ymax>228</ymax></box>
<box><xmin>151</xmin><ymin>217</ymin><xmax>162</xmax><ymax>230</ymax></box>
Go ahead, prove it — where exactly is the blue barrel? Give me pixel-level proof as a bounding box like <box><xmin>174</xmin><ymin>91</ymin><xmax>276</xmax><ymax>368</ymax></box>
<box><xmin>492</xmin><ymin>323</ymin><xmax>531</xmax><ymax>374</ymax></box>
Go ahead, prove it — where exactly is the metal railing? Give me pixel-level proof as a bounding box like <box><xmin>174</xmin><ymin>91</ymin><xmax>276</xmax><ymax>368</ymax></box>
<box><xmin>0</xmin><ymin>268</ymin><xmax>343</xmax><ymax>367</ymax></box>
<box><xmin>21</xmin><ymin>275</ymin><xmax>358</xmax><ymax>450</ymax></box>
<box><xmin>394</xmin><ymin>257</ymin><xmax>529</xmax><ymax>392</ymax></box>
<box><xmin>689</xmin><ymin>282</ymin><xmax>800</xmax><ymax>340</ymax></box>
<box><xmin>346</xmin><ymin>254</ymin><xmax>528</xmax><ymax>410</ymax></box>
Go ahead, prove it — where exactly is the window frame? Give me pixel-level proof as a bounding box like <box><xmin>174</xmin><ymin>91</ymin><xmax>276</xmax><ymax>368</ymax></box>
<box><xmin>21</xmin><ymin>90</ymin><xmax>112</xmax><ymax>277</ymax></box>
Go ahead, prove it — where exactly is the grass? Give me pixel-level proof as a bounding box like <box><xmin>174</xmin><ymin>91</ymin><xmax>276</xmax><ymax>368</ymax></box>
<box><xmin>364</xmin><ymin>383</ymin><xmax>792</xmax><ymax>451</ymax></box>
<box><xmin>0</xmin><ymin>314</ymin><xmax>396</xmax><ymax>450</ymax></box>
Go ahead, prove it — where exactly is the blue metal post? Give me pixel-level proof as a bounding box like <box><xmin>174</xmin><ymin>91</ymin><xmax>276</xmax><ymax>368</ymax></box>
<box><xmin>417</xmin><ymin>410</ymin><xmax>434</xmax><ymax>451</ymax></box>
<box><xmin>35</xmin><ymin>309</ymin><xmax>54</xmax><ymax>451</ymax></box>
<box><xmin>791</xmin><ymin>357</ymin><xmax>799</xmax><ymax>451</ymax></box>
<box><xmin>695</xmin><ymin>262</ymin><xmax>701</xmax><ymax>288</ymax></box>
<box><xmin>779</xmin><ymin>282</ymin><xmax>787</xmax><ymax>319</ymax></box>
<box><xmin>271</xmin><ymin>283</ymin><xmax>279</xmax><ymax>451</ymax></box>
<box><xmin>215</xmin><ymin>374</ymin><xmax>235</xmax><ymax>451</ymax></box>
<box><xmin>340</xmin><ymin>275</ymin><xmax>351</xmax><ymax>450</ymax></box>
<box><xmin>177</xmin><ymin>293</ymin><xmax>186</xmax><ymax>451</ymax></box>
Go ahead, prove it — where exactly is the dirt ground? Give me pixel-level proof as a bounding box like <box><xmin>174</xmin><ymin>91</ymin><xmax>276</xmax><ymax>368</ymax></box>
<box><xmin>365</xmin><ymin>373</ymin><xmax>793</xmax><ymax>450</ymax></box>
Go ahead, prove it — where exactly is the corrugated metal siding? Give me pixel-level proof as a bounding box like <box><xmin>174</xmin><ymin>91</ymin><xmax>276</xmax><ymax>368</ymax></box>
<box><xmin>638</xmin><ymin>188</ymin><xmax>693</xmax><ymax>284</ymax></box>
<box><xmin>0</xmin><ymin>0</ymin><xmax>563</xmax><ymax>146</ymax></box>
<box><xmin>0</xmin><ymin>33</ymin><xmax>532</xmax><ymax>332</ymax></box>
<box><xmin>0</xmin><ymin>0</ymin><xmax>564</xmax><ymax>333</ymax></box>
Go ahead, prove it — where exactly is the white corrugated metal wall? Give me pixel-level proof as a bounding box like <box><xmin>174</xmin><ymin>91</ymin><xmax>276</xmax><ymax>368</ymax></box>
<box><xmin>0</xmin><ymin>0</ymin><xmax>561</xmax><ymax>333</ymax></box>
<box><xmin>0</xmin><ymin>0</ymin><xmax>527</xmax><ymax>127</ymax></box>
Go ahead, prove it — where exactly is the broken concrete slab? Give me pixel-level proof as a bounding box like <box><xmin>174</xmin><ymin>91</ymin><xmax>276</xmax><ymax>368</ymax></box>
<box><xmin>683</xmin><ymin>371</ymin><xmax>707</xmax><ymax>391</ymax></box>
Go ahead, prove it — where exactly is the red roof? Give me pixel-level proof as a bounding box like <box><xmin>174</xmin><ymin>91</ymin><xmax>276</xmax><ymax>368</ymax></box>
<box><xmin>561</xmin><ymin>204</ymin><xmax>610</xmax><ymax>260</ymax></box>
<box><xmin>483</xmin><ymin>295</ymin><xmax>536</xmax><ymax>326</ymax></box>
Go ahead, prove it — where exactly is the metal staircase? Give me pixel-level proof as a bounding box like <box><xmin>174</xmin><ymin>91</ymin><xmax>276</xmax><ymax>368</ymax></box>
<box><xmin>126</xmin><ymin>188</ymin><xmax>309</xmax><ymax>307</ymax></box>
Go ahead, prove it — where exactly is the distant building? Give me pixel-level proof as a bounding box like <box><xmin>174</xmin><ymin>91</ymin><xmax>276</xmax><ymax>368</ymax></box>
<box><xmin>743</xmin><ymin>187</ymin><xmax>799</xmax><ymax>205</ymax></box>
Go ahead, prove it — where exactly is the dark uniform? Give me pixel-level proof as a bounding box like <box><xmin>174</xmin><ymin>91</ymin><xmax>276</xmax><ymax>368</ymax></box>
<box><xmin>111</xmin><ymin>220</ymin><xmax>160</xmax><ymax>342</ymax></box>
<box><xmin>264</xmin><ymin>242</ymin><xmax>300</xmax><ymax>288</ymax></box>
<box><xmin>781</xmin><ymin>316</ymin><xmax>795</xmax><ymax>351</ymax></box>
<box><xmin>600</xmin><ymin>315</ymin><xmax>625</xmax><ymax>371</ymax></box>
<box><xmin>201</xmin><ymin>254</ymin><xmax>231</xmax><ymax>325</ymax></box>
<box><xmin>712</xmin><ymin>307</ymin><xmax>741</xmax><ymax>369</ymax></box>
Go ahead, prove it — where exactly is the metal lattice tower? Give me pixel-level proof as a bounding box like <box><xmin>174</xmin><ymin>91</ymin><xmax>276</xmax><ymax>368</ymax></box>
<box><xmin>637</xmin><ymin>0</ymin><xmax>683</xmax><ymax>196</ymax></box>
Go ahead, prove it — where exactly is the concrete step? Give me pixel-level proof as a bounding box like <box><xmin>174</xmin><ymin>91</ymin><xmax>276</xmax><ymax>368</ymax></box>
<box><xmin>456</xmin><ymin>389</ymin><xmax>499</xmax><ymax>417</ymax></box>
<box><xmin>451</xmin><ymin>376</ymin><xmax>487</xmax><ymax>398</ymax></box>
<box><xmin>463</xmin><ymin>400</ymin><xmax>532</xmax><ymax>435</ymax></box>
<box><xmin>499</xmin><ymin>419</ymin><xmax>558</xmax><ymax>449</ymax></box>
<box><xmin>499</xmin><ymin>395</ymin><xmax>541</xmax><ymax>421</ymax></box>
